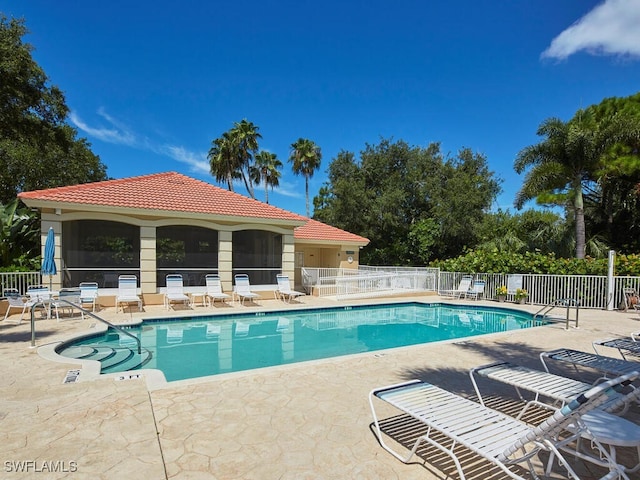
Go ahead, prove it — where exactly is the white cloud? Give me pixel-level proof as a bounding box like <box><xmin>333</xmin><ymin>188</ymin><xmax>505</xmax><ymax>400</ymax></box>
<box><xmin>163</xmin><ymin>145</ymin><xmax>210</xmax><ymax>174</ymax></box>
<box><xmin>71</xmin><ymin>108</ymin><xmax>211</xmax><ymax>175</ymax></box>
<box><xmin>69</xmin><ymin>109</ymin><xmax>137</xmax><ymax>146</ymax></box>
<box><xmin>271</xmin><ymin>181</ymin><xmax>304</xmax><ymax>199</ymax></box>
<box><xmin>541</xmin><ymin>0</ymin><xmax>640</xmax><ymax>60</ymax></box>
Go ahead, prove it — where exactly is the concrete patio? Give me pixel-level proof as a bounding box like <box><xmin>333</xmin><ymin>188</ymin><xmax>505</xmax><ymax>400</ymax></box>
<box><xmin>1</xmin><ymin>295</ymin><xmax>639</xmax><ymax>479</ymax></box>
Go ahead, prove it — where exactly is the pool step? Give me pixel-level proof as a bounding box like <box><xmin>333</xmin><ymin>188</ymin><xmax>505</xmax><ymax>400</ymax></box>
<box><xmin>58</xmin><ymin>344</ymin><xmax>152</xmax><ymax>374</ymax></box>
<box><xmin>101</xmin><ymin>348</ymin><xmax>152</xmax><ymax>373</ymax></box>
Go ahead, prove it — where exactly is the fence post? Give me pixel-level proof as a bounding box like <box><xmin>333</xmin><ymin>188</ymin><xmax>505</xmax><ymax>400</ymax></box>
<box><xmin>607</xmin><ymin>250</ymin><xmax>615</xmax><ymax>311</ymax></box>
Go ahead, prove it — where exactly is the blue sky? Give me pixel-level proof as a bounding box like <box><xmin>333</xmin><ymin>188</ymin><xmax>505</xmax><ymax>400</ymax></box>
<box><xmin>4</xmin><ymin>0</ymin><xmax>640</xmax><ymax>216</ymax></box>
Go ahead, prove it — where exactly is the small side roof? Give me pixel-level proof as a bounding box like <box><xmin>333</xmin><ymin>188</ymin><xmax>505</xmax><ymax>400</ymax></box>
<box><xmin>294</xmin><ymin>218</ymin><xmax>369</xmax><ymax>246</ymax></box>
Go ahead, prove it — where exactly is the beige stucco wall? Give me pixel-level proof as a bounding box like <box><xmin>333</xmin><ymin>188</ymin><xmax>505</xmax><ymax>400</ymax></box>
<box><xmin>218</xmin><ymin>230</ymin><xmax>233</xmax><ymax>292</ymax></box>
<box><xmin>296</xmin><ymin>244</ymin><xmax>361</xmax><ymax>270</ymax></box>
<box><xmin>140</xmin><ymin>226</ymin><xmax>156</xmax><ymax>294</ymax></box>
<box><xmin>38</xmin><ymin>210</ymin><xmax>360</xmax><ymax>297</ymax></box>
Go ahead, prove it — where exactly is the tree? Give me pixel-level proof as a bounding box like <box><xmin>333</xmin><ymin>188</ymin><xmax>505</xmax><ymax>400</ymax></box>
<box><xmin>0</xmin><ymin>199</ymin><xmax>40</xmax><ymax>270</ymax></box>
<box><xmin>584</xmin><ymin>93</ymin><xmax>640</xmax><ymax>252</ymax></box>
<box><xmin>252</xmin><ymin>151</ymin><xmax>282</xmax><ymax>204</ymax></box>
<box><xmin>208</xmin><ymin>119</ymin><xmax>261</xmax><ymax>198</ymax></box>
<box><xmin>0</xmin><ymin>15</ymin><xmax>107</xmax><ymax>203</ymax></box>
<box><xmin>208</xmin><ymin>131</ymin><xmax>238</xmax><ymax>191</ymax></box>
<box><xmin>476</xmin><ymin>209</ymin><xmax>568</xmax><ymax>255</ymax></box>
<box><xmin>515</xmin><ymin>93</ymin><xmax>640</xmax><ymax>258</ymax></box>
<box><xmin>289</xmin><ymin>138</ymin><xmax>322</xmax><ymax>217</ymax></box>
<box><xmin>231</xmin><ymin>119</ymin><xmax>261</xmax><ymax>199</ymax></box>
<box><xmin>514</xmin><ymin>114</ymin><xmax>602</xmax><ymax>259</ymax></box>
<box><xmin>314</xmin><ymin>139</ymin><xmax>501</xmax><ymax>265</ymax></box>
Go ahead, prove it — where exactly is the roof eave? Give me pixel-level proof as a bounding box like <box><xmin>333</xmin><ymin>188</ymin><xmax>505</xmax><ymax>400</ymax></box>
<box><xmin>294</xmin><ymin>238</ymin><xmax>369</xmax><ymax>247</ymax></box>
<box><xmin>20</xmin><ymin>198</ymin><xmax>308</xmax><ymax>227</ymax></box>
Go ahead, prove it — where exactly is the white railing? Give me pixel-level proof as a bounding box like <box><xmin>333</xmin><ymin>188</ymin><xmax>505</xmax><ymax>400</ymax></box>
<box><xmin>335</xmin><ymin>272</ymin><xmax>432</xmax><ymax>300</ymax></box>
<box><xmin>0</xmin><ymin>271</ymin><xmax>42</xmax><ymax>295</ymax></box>
<box><xmin>304</xmin><ymin>266</ymin><xmax>640</xmax><ymax>310</ymax></box>
<box><xmin>302</xmin><ymin>266</ymin><xmax>437</xmax><ymax>300</ymax></box>
<box><xmin>439</xmin><ymin>271</ymin><xmax>639</xmax><ymax>310</ymax></box>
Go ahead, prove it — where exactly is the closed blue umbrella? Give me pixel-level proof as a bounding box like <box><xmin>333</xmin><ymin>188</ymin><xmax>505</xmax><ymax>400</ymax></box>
<box><xmin>41</xmin><ymin>227</ymin><xmax>57</xmax><ymax>290</ymax></box>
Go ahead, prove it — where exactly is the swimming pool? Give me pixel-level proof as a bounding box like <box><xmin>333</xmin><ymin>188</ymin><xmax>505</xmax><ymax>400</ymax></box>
<box><xmin>57</xmin><ymin>302</ymin><xmax>544</xmax><ymax>382</ymax></box>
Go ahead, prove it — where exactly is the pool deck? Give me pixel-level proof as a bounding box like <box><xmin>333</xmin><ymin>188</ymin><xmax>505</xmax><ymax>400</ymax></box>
<box><xmin>2</xmin><ymin>294</ymin><xmax>640</xmax><ymax>479</ymax></box>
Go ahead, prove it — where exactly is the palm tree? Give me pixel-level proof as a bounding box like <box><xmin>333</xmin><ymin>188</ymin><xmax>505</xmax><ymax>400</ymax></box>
<box><xmin>230</xmin><ymin>119</ymin><xmax>261</xmax><ymax>199</ymax></box>
<box><xmin>252</xmin><ymin>151</ymin><xmax>282</xmax><ymax>204</ymax></box>
<box><xmin>289</xmin><ymin>138</ymin><xmax>322</xmax><ymax>217</ymax></box>
<box><xmin>514</xmin><ymin>113</ymin><xmax>602</xmax><ymax>259</ymax></box>
<box><xmin>207</xmin><ymin>131</ymin><xmax>238</xmax><ymax>191</ymax></box>
<box><xmin>208</xmin><ymin>120</ymin><xmax>262</xmax><ymax>197</ymax></box>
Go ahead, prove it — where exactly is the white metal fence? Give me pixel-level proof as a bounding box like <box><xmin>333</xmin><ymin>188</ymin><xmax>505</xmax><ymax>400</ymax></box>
<box><xmin>303</xmin><ymin>266</ymin><xmax>640</xmax><ymax>310</ymax></box>
<box><xmin>0</xmin><ymin>271</ymin><xmax>42</xmax><ymax>295</ymax></box>
<box><xmin>4</xmin><ymin>267</ymin><xmax>640</xmax><ymax>311</ymax></box>
<box><xmin>437</xmin><ymin>271</ymin><xmax>640</xmax><ymax>310</ymax></box>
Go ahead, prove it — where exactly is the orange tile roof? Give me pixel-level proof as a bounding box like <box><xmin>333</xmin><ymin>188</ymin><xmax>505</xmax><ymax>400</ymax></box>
<box><xmin>19</xmin><ymin>171</ymin><xmax>307</xmax><ymax>222</ymax></box>
<box><xmin>18</xmin><ymin>172</ymin><xmax>369</xmax><ymax>244</ymax></box>
<box><xmin>294</xmin><ymin>219</ymin><xmax>369</xmax><ymax>245</ymax></box>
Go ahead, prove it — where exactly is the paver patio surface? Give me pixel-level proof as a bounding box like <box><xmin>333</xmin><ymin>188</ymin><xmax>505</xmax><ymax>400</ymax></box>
<box><xmin>1</xmin><ymin>295</ymin><xmax>639</xmax><ymax>479</ymax></box>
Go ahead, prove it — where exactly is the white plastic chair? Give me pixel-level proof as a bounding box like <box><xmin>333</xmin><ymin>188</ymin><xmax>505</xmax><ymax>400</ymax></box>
<box><xmin>164</xmin><ymin>274</ymin><xmax>191</xmax><ymax>310</ymax></box>
<box><xmin>79</xmin><ymin>282</ymin><xmax>99</xmax><ymax>312</ymax></box>
<box><xmin>465</xmin><ymin>280</ymin><xmax>485</xmax><ymax>300</ymax></box>
<box><xmin>3</xmin><ymin>289</ymin><xmax>39</xmax><ymax>323</ymax></box>
<box><xmin>233</xmin><ymin>274</ymin><xmax>260</xmax><ymax>305</ymax></box>
<box><xmin>116</xmin><ymin>275</ymin><xmax>142</xmax><ymax>313</ymax></box>
<box><xmin>470</xmin><ymin>361</ymin><xmax>640</xmax><ymax>473</ymax></box>
<box><xmin>370</xmin><ymin>373</ymin><xmax>637</xmax><ymax>480</ymax></box>
<box><xmin>276</xmin><ymin>274</ymin><xmax>304</xmax><ymax>303</ymax></box>
<box><xmin>441</xmin><ymin>275</ymin><xmax>473</xmax><ymax>299</ymax></box>
<box><xmin>204</xmin><ymin>274</ymin><xmax>231</xmax><ymax>306</ymax></box>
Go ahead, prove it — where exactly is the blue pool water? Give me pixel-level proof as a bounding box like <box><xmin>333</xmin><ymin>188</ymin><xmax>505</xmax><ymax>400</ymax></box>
<box><xmin>57</xmin><ymin>302</ymin><xmax>544</xmax><ymax>382</ymax></box>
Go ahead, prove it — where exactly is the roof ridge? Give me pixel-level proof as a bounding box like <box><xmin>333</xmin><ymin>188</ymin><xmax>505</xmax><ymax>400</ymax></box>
<box><xmin>19</xmin><ymin>171</ymin><xmax>180</xmax><ymax>197</ymax></box>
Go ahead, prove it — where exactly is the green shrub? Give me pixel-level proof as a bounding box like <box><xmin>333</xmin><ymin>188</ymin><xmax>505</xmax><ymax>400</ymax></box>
<box><xmin>429</xmin><ymin>249</ymin><xmax>640</xmax><ymax>276</ymax></box>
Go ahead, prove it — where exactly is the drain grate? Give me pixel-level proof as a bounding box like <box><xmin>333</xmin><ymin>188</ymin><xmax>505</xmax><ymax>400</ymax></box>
<box><xmin>63</xmin><ymin>369</ymin><xmax>81</xmax><ymax>384</ymax></box>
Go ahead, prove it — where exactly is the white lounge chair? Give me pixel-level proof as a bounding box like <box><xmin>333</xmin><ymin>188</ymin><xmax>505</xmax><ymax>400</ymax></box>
<box><xmin>79</xmin><ymin>282</ymin><xmax>98</xmax><ymax>312</ymax></box>
<box><xmin>164</xmin><ymin>274</ymin><xmax>191</xmax><ymax>310</ymax></box>
<box><xmin>541</xmin><ymin>348</ymin><xmax>640</xmax><ymax>383</ymax></box>
<box><xmin>441</xmin><ymin>275</ymin><xmax>473</xmax><ymax>299</ymax></box>
<box><xmin>204</xmin><ymin>274</ymin><xmax>230</xmax><ymax>306</ymax></box>
<box><xmin>3</xmin><ymin>289</ymin><xmax>39</xmax><ymax>323</ymax></box>
<box><xmin>465</xmin><ymin>280</ymin><xmax>485</xmax><ymax>300</ymax></box>
<box><xmin>116</xmin><ymin>275</ymin><xmax>142</xmax><ymax>313</ymax></box>
<box><xmin>276</xmin><ymin>274</ymin><xmax>304</xmax><ymax>303</ymax></box>
<box><xmin>470</xmin><ymin>361</ymin><xmax>640</xmax><ymax>474</ymax></box>
<box><xmin>369</xmin><ymin>374</ymin><xmax>637</xmax><ymax>480</ymax></box>
<box><xmin>593</xmin><ymin>338</ymin><xmax>640</xmax><ymax>361</ymax></box>
<box><xmin>233</xmin><ymin>274</ymin><xmax>260</xmax><ymax>305</ymax></box>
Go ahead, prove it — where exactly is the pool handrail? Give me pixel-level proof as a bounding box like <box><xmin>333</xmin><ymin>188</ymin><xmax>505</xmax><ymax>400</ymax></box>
<box><xmin>30</xmin><ymin>299</ymin><xmax>142</xmax><ymax>354</ymax></box>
